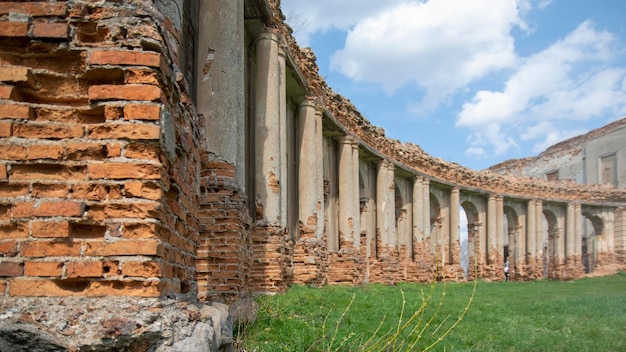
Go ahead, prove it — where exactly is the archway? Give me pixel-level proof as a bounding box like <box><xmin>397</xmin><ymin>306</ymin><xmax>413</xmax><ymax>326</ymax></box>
<box><xmin>542</xmin><ymin>210</ymin><xmax>559</xmax><ymax>279</ymax></box>
<box><xmin>582</xmin><ymin>212</ymin><xmax>603</xmax><ymax>273</ymax></box>
<box><xmin>460</xmin><ymin>201</ymin><xmax>479</xmax><ymax>280</ymax></box>
<box><xmin>503</xmin><ymin>206</ymin><xmax>519</xmax><ymax>280</ymax></box>
<box><xmin>429</xmin><ymin>194</ymin><xmax>442</xmax><ymax>257</ymax></box>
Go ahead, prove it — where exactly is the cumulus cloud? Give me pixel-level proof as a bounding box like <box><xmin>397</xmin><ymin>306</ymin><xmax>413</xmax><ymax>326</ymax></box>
<box><xmin>457</xmin><ymin>21</ymin><xmax>626</xmax><ymax>156</ymax></box>
<box><xmin>329</xmin><ymin>0</ymin><xmax>525</xmax><ymax>110</ymax></box>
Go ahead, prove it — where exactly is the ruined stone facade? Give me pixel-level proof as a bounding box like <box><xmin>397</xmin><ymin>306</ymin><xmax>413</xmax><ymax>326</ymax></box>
<box><xmin>0</xmin><ymin>0</ymin><xmax>624</xmax><ymax>350</ymax></box>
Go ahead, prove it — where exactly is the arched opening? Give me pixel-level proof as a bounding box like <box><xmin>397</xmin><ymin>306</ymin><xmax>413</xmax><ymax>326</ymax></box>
<box><xmin>582</xmin><ymin>212</ymin><xmax>603</xmax><ymax>273</ymax></box>
<box><xmin>503</xmin><ymin>206</ymin><xmax>519</xmax><ymax>280</ymax></box>
<box><xmin>542</xmin><ymin>210</ymin><xmax>559</xmax><ymax>279</ymax></box>
<box><xmin>429</xmin><ymin>194</ymin><xmax>442</xmax><ymax>257</ymax></box>
<box><xmin>460</xmin><ymin>201</ymin><xmax>479</xmax><ymax>280</ymax></box>
<box><xmin>459</xmin><ymin>206</ymin><xmax>468</xmax><ymax>279</ymax></box>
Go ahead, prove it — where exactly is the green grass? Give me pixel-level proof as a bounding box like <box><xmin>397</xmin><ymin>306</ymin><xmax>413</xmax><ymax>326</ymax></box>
<box><xmin>237</xmin><ymin>272</ymin><xmax>626</xmax><ymax>351</ymax></box>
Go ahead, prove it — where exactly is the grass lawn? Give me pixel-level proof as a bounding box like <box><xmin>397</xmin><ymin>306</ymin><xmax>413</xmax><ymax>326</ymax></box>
<box><xmin>237</xmin><ymin>272</ymin><xmax>626</xmax><ymax>351</ymax></box>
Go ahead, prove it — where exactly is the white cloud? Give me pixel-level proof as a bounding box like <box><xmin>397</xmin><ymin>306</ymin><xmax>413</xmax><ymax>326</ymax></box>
<box><xmin>281</xmin><ymin>0</ymin><xmax>405</xmax><ymax>47</ymax></box>
<box><xmin>330</xmin><ymin>0</ymin><xmax>525</xmax><ymax>110</ymax></box>
<box><xmin>457</xmin><ymin>21</ymin><xmax>626</xmax><ymax>158</ymax></box>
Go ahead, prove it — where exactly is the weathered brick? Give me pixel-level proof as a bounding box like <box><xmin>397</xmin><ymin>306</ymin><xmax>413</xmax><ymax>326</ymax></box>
<box><xmin>27</xmin><ymin>145</ymin><xmax>64</xmax><ymax>160</ymax></box>
<box><xmin>66</xmin><ymin>261</ymin><xmax>103</xmax><ymax>278</ymax></box>
<box><xmin>32</xmin><ymin>184</ymin><xmax>70</xmax><ymax>198</ymax></box>
<box><xmin>0</xmin><ymin>241</ymin><xmax>18</xmax><ymax>256</ymax></box>
<box><xmin>0</xmin><ymin>279</ymin><xmax>5</xmax><ymax>294</ymax></box>
<box><xmin>88</xmin><ymin>85</ymin><xmax>162</xmax><ymax>101</ymax></box>
<box><xmin>0</xmin><ymin>66</ymin><xmax>35</xmax><ymax>86</ymax></box>
<box><xmin>122</xmin><ymin>261</ymin><xmax>162</xmax><ymax>278</ymax></box>
<box><xmin>124</xmin><ymin>181</ymin><xmax>162</xmax><ymax>200</ymax></box>
<box><xmin>65</xmin><ymin>142</ymin><xmax>107</xmax><ymax>160</ymax></box>
<box><xmin>122</xmin><ymin>223</ymin><xmax>157</xmax><ymax>240</ymax></box>
<box><xmin>10</xmin><ymin>164</ymin><xmax>86</xmax><ymax>181</ymax></box>
<box><xmin>31</xmin><ymin>22</ymin><xmax>69</xmax><ymax>39</ymax></box>
<box><xmin>0</xmin><ymin>104</ymin><xmax>33</xmax><ymax>119</ymax></box>
<box><xmin>0</xmin><ymin>2</ymin><xmax>67</xmax><ymax>16</ymax></box>
<box><xmin>0</xmin><ymin>164</ymin><xmax>6</xmax><ymax>180</ymax></box>
<box><xmin>71</xmin><ymin>223</ymin><xmax>106</xmax><ymax>239</ymax></box>
<box><xmin>84</xmin><ymin>239</ymin><xmax>162</xmax><ymax>256</ymax></box>
<box><xmin>24</xmin><ymin>261</ymin><xmax>63</xmax><ymax>277</ymax></box>
<box><xmin>88</xmin><ymin>124</ymin><xmax>160</xmax><ymax>140</ymax></box>
<box><xmin>89</xmin><ymin>50</ymin><xmax>162</xmax><ymax>67</ymax></box>
<box><xmin>87</xmin><ymin>163</ymin><xmax>162</xmax><ymax>180</ymax></box>
<box><xmin>0</xmin><ymin>85</ymin><xmax>15</xmax><ymax>99</ymax></box>
<box><xmin>87</xmin><ymin>202</ymin><xmax>160</xmax><ymax>222</ymax></box>
<box><xmin>124</xmin><ymin>143</ymin><xmax>161</xmax><ymax>161</ymax></box>
<box><xmin>70</xmin><ymin>183</ymin><xmax>108</xmax><ymax>201</ymax></box>
<box><xmin>123</xmin><ymin>104</ymin><xmax>160</xmax><ymax>120</ymax></box>
<box><xmin>0</xmin><ymin>262</ymin><xmax>22</xmax><ymax>277</ymax></box>
<box><xmin>13</xmin><ymin>123</ymin><xmax>84</xmax><ymax>139</ymax></box>
<box><xmin>9</xmin><ymin>279</ymin><xmax>165</xmax><ymax>297</ymax></box>
<box><xmin>104</xmin><ymin>105</ymin><xmax>123</xmax><ymax>120</ymax></box>
<box><xmin>106</xmin><ymin>143</ymin><xmax>122</xmax><ymax>157</ymax></box>
<box><xmin>21</xmin><ymin>241</ymin><xmax>82</xmax><ymax>257</ymax></box>
<box><xmin>12</xmin><ymin>201</ymin><xmax>85</xmax><ymax>218</ymax></box>
<box><xmin>0</xmin><ymin>183</ymin><xmax>29</xmax><ymax>197</ymax></box>
<box><xmin>31</xmin><ymin>221</ymin><xmax>71</xmax><ymax>238</ymax></box>
<box><xmin>125</xmin><ymin>68</ymin><xmax>159</xmax><ymax>85</ymax></box>
<box><xmin>0</xmin><ymin>145</ymin><xmax>27</xmax><ymax>159</ymax></box>
<box><xmin>0</xmin><ymin>22</ymin><xmax>28</xmax><ymax>37</ymax></box>
<box><xmin>0</xmin><ymin>222</ymin><xmax>28</xmax><ymax>239</ymax></box>
<box><xmin>0</xmin><ymin>121</ymin><xmax>11</xmax><ymax>137</ymax></box>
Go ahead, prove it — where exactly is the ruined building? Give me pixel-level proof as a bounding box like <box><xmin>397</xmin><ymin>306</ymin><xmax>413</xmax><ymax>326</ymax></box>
<box><xmin>0</xmin><ymin>0</ymin><xmax>624</xmax><ymax>350</ymax></box>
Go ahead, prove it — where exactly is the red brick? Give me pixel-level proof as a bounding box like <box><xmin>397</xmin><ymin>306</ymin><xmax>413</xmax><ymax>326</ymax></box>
<box><xmin>0</xmin><ymin>164</ymin><xmax>6</xmax><ymax>179</ymax></box>
<box><xmin>107</xmin><ymin>143</ymin><xmax>122</xmax><ymax>157</ymax></box>
<box><xmin>122</xmin><ymin>261</ymin><xmax>162</xmax><ymax>278</ymax></box>
<box><xmin>89</xmin><ymin>50</ymin><xmax>162</xmax><ymax>67</ymax></box>
<box><xmin>0</xmin><ymin>222</ymin><xmax>28</xmax><ymax>239</ymax></box>
<box><xmin>0</xmin><ymin>241</ymin><xmax>18</xmax><ymax>256</ymax></box>
<box><xmin>13</xmin><ymin>124</ymin><xmax>84</xmax><ymax>139</ymax></box>
<box><xmin>125</xmin><ymin>68</ymin><xmax>159</xmax><ymax>85</ymax></box>
<box><xmin>21</xmin><ymin>241</ymin><xmax>82</xmax><ymax>257</ymax></box>
<box><xmin>104</xmin><ymin>105</ymin><xmax>123</xmax><ymax>120</ymax></box>
<box><xmin>123</xmin><ymin>223</ymin><xmax>158</xmax><ymax>239</ymax></box>
<box><xmin>0</xmin><ymin>66</ymin><xmax>35</xmax><ymax>86</ymax></box>
<box><xmin>0</xmin><ymin>121</ymin><xmax>11</xmax><ymax>137</ymax></box>
<box><xmin>87</xmin><ymin>201</ymin><xmax>160</xmax><ymax>222</ymax></box>
<box><xmin>32</xmin><ymin>184</ymin><xmax>70</xmax><ymax>198</ymax></box>
<box><xmin>84</xmin><ymin>239</ymin><xmax>162</xmax><ymax>256</ymax></box>
<box><xmin>0</xmin><ymin>85</ymin><xmax>15</xmax><ymax>99</ymax></box>
<box><xmin>88</xmin><ymin>85</ymin><xmax>162</xmax><ymax>101</ymax></box>
<box><xmin>88</xmin><ymin>123</ymin><xmax>160</xmax><ymax>140</ymax></box>
<box><xmin>87</xmin><ymin>163</ymin><xmax>162</xmax><ymax>180</ymax></box>
<box><xmin>31</xmin><ymin>221</ymin><xmax>71</xmax><ymax>238</ymax></box>
<box><xmin>65</xmin><ymin>142</ymin><xmax>107</xmax><ymax>160</ymax></box>
<box><xmin>0</xmin><ymin>145</ymin><xmax>27</xmax><ymax>159</ymax></box>
<box><xmin>66</xmin><ymin>261</ymin><xmax>103</xmax><ymax>278</ymax></box>
<box><xmin>123</xmin><ymin>104</ymin><xmax>160</xmax><ymax>120</ymax></box>
<box><xmin>10</xmin><ymin>164</ymin><xmax>86</xmax><ymax>181</ymax></box>
<box><xmin>8</xmin><ymin>279</ymin><xmax>164</xmax><ymax>297</ymax></box>
<box><xmin>124</xmin><ymin>143</ymin><xmax>160</xmax><ymax>160</ymax></box>
<box><xmin>0</xmin><ymin>2</ymin><xmax>67</xmax><ymax>17</ymax></box>
<box><xmin>0</xmin><ymin>104</ymin><xmax>33</xmax><ymax>119</ymax></box>
<box><xmin>12</xmin><ymin>201</ymin><xmax>85</xmax><ymax>218</ymax></box>
<box><xmin>27</xmin><ymin>145</ymin><xmax>64</xmax><ymax>160</ymax></box>
<box><xmin>0</xmin><ymin>184</ymin><xmax>29</xmax><ymax>197</ymax></box>
<box><xmin>31</xmin><ymin>22</ymin><xmax>68</xmax><ymax>39</ymax></box>
<box><xmin>0</xmin><ymin>262</ymin><xmax>22</xmax><ymax>277</ymax></box>
<box><xmin>24</xmin><ymin>261</ymin><xmax>62</xmax><ymax>277</ymax></box>
<box><xmin>0</xmin><ymin>22</ymin><xmax>28</xmax><ymax>37</ymax></box>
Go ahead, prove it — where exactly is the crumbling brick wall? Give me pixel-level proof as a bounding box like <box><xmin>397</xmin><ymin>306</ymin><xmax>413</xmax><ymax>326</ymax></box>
<box><xmin>0</xmin><ymin>0</ymin><xmax>203</xmax><ymax>298</ymax></box>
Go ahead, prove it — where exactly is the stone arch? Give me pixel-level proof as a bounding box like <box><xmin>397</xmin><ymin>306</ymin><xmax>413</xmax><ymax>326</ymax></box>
<box><xmin>542</xmin><ymin>209</ymin><xmax>559</xmax><ymax>279</ymax></box>
<box><xmin>429</xmin><ymin>192</ymin><xmax>443</xmax><ymax>257</ymax></box>
<box><xmin>460</xmin><ymin>200</ymin><xmax>480</xmax><ymax>279</ymax></box>
<box><xmin>503</xmin><ymin>205</ymin><xmax>519</xmax><ymax>277</ymax></box>
<box><xmin>394</xmin><ymin>177</ymin><xmax>413</xmax><ymax>258</ymax></box>
<box><xmin>581</xmin><ymin>210</ymin><xmax>604</xmax><ymax>273</ymax></box>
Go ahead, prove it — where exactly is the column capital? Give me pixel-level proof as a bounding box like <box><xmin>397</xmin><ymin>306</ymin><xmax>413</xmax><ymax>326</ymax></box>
<box><xmin>254</xmin><ymin>28</ymin><xmax>279</xmax><ymax>43</ymax></box>
<box><xmin>338</xmin><ymin>135</ymin><xmax>354</xmax><ymax>145</ymax></box>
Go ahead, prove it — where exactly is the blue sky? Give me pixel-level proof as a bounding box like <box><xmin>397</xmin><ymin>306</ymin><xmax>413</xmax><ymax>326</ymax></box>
<box><xmin>281</xmin><ymin>0</ymin><xmax>626</xmax><ymax>170</ymax></box>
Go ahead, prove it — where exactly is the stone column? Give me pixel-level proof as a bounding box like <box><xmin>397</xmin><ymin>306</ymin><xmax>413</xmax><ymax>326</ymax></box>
<box><xmin>527</xmin><ymin>200</ymin><xmax>536</xmax><ymax>263</ymax></box>
<box><xmin>352</xmin><ymin>141</ymin><xmax>361</xmax><ymax>246</ymax></box>
<box><xmin>423</xmin><ymin>178</ymin><xmax>431</xmax><ymax>241</ymax></box>
<box><xmin>496</xmin><ymin>196</ymin><xmax>504</xmax><ymax>262</ymax></box>
<box><xmin>197</xmin><ymin>0</ymin><xmax>245</xmax><ymax>185</ymax></box>
<box><xmin>315</xmin><ymin>108</ymin><xmax>324</xmax><ymax>239</ymax></box>
<box><xmin>376</xmin><ymin>160</ymin><xmax>394</xmax><ymax>245</ymax></box>
<box><xmin>535</xmin><ymin>201</ymin><xmax>543</xmax><ymax>260</ymax></box>
<box><xmin>450</xmin><ymin>187</ymin><xmax>460</xmax><ymax>264</ymax></box>
<box><xmin>254</xmin><ymin>30</ymin><xmax>282</xmax><ymax>224</ymax></box>
<box><xmin>566</xmin><ymin>203</ymin><xmax>576</xmax><ymax>261</ymax></box>
<box><xmin>278</xmin><ymin>48</ymin><xmax>288</xmax><ymax>227</ymax></box>
<box><xmin>487</xmin><ymin>194</ymin><xmax>496</xmax><ymax>264</ymax></box>
<box><xmin>574</xmin><ymin>204</ymin><xmax>582</xmax><ymax>257</ymax></box>
<box><xmin>338</xmin><ymin>136</ymin><xmax>355</xmax><ymax>246</ymax></box>
<box><xmin>386</xmin><ymin>162</ymin><xmax>397</xmax><ymax>246</ymax></box>
<box><xmin>413</xmin><ymin>177</ymin><xmax>423</xmax><ymax>243</ymax></box>
<box><xmin>297</xmin><ymin>99</ymin><xmax>319</xmax><ymax>234</ymax></box>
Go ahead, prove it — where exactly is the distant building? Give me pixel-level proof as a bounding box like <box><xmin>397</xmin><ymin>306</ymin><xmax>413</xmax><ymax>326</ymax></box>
<box><xmin>489</xmin><ymin>117</ymin><xmax>626</xmax><ymax>188</ymax></box>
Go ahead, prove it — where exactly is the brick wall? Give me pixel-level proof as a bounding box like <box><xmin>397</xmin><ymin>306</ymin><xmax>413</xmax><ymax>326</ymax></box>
<box><xmin>0</xmin><ymin>0</ymin><xmax>202</xmax><ymax>298</ymax></box>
